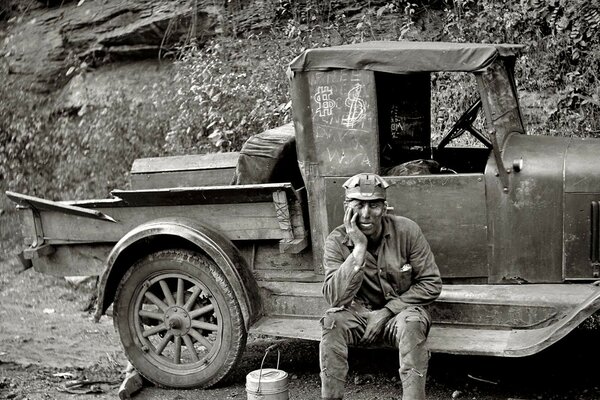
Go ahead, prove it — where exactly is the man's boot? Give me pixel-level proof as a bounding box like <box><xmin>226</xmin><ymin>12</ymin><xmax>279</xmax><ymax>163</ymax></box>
<box><xmin>398</xmin><ymin>320</ymin><xmax>429</xmax><ymax>400</ymax></box>
<box><xmin>400</xmin><ymin>367</ymin><xmax>427</xmax><ymax>400</ymax></box>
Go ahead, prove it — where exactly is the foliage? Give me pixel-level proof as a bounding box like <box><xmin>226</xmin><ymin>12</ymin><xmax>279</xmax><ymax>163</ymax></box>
<box><xmin>0</xmin><ymin>77</ymin><xmax>170</xmax><ymax>200</ymax></box>
<box><xmin>441</xmin><ymin>0</ymin><xmax>600</xmax><ymax>137</ymax></box>
<box><xmin>1</xmin><ymin>0</ymin><xmax>600</xmax><ymax>210</ymax></box>
<box><xmin>0</xmin><ymin>0</ymin><xmax>38</xmax><ymax>21</ymax></box>
<box><xmin>165</xmin><ymin>36</ymin><xmax>297</xmax><ymax>154</ymax></box>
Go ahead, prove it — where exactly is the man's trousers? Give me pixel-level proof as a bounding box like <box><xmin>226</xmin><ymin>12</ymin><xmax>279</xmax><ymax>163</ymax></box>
<box><xmin>319</xmin><ymin>305</ymin><xmax>432</xmax><ymax>400</ymax></box>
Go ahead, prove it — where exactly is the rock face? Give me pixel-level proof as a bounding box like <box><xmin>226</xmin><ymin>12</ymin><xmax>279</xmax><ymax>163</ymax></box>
<box><xmin>2</xmin><ymin>0</ymin><xmax>224</xmax><ymax>91</ymax></box>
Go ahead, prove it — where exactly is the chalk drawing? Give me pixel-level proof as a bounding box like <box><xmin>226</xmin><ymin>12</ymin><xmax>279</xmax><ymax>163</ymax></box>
<box><xmin>389</xmin><ymin>104</ymin><xmax>405</xmax><ymax>138</ymax></box>
<box><xmin>342</xmin><ymin>84</ymin><xmax>366</xmax><ymax>128</ymax></box>
<box><xmin>314</xmin><ymin>86</ymin><xmax>336</xmax><ymax>117</ymax></box>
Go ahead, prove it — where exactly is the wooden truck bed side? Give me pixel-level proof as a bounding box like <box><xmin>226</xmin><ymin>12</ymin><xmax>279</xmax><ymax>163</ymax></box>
<box><xmin>6</xmin><ymin>183</ymin><xmax>307</xmax><ymax>276</ymax></box>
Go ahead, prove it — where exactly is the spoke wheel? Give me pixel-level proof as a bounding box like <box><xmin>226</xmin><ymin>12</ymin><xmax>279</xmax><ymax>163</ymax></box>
<box><xmin>114</xmin><ymin>249</ymin><xmax>246</xmax><ymax>388</ymax></box>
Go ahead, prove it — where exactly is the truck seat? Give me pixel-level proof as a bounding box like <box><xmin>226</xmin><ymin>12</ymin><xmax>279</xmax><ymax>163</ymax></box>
<box><xmin>383</xmin><ymin>159</ymin><xmax>456</xmax><ymax>176</ymax></box>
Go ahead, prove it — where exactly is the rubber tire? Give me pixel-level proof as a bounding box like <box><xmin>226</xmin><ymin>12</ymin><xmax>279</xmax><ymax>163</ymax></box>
<box><xmin>113</xmin><ymin>249</ymin><xmax>246</xmax><ymax>388</ymax></box>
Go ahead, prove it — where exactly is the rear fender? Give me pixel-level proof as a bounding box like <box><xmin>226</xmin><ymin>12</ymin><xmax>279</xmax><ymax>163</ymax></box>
<box><xmin>94</xmin><ymin>217</ymin><xmax>261</xmax><ymax>329</ymax></box>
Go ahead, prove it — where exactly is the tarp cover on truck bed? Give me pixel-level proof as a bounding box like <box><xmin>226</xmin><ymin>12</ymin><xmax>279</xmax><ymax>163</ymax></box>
<box><xmin>232</xmin><ymin>123</ymin><xmax>303</xmax><ymax>187</ymax></box>
<box><xmin>289</xmin><ymin>41</ymin><xmax>523</xmax><ymax>73</ymax></box>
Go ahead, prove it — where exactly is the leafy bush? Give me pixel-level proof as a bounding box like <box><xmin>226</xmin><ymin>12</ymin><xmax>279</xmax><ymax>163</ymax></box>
<box><xmin>165</xmin><ymin>37</ymin><xmax>297</xmax><ymax>154</ymax></box>
<box><xmin>0</xmin><ymin>82</ymin><xmax>170</xmax><ymax>200</ymax></box>
<box><xmin>0</xmin><ymin>0</ymin><xmax>38</xmax><ymax>21</ymax></box>
<box><xmin>441</xmin><ymin>0</ymin><xmax>600</xmax><ymax>137</ymax></box>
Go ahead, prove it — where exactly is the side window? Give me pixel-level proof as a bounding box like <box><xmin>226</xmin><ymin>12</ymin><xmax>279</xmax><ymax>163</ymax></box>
<box><xmin>431</xmin><ymin>72</ymin><xmax>492</xmax><ymax>174</ymax></box>
<box><xmin>375</xmin><ymin>72</ymin><xmax>431</xmax><ymax>174</ymax></box>
<box><xmin>375</xmin><ymin>71</ymin><xmax>492</xmax><ymax>176</ymax></box>
<box><xmin>431</xmin><ymin>72</ymin><xmax>487</xmax><ymax>148</ymax></box>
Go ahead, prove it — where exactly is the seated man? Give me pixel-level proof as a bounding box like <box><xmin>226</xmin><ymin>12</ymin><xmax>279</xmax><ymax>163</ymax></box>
<box><xmin>320</xmin><ymin>173</ymin><xmax>442</xmax><ymax>400</ymax></box>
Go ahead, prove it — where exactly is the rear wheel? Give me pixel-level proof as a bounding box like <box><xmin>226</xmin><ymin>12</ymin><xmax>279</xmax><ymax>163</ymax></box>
<box><xmin>114</xmin><ymin>249</ymin><xmax>246</xmax><ymax>388</ymax></box>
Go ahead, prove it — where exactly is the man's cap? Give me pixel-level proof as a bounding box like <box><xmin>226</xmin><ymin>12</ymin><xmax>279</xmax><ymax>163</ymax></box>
<box><xmin>343</xmin><ymin>173</ymin><xmax>389</xmax><ymax>201</ymax></box>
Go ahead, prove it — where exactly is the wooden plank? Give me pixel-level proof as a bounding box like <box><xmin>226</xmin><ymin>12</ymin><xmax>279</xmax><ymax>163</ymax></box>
<box><xmin>111</xmin><ymin>183</ymin><xmax>297</xmax><ymax>206</ymax></box>
<box><xmin>255</xmin><ymin>283</ymin><xmax>599</xmax><ymax>330</ymax></box>
<box><xmin>250</xmin><ymin>316</ymin><xmax>321</xmax><ymax>341</ymax></box>
<box><xmin>253</xmin><ymin>270</ymin><xmax>323</xmax><ymax>282</ymax></box>
<box><xmin>130</xmin><ymin>168</ymin><xmax>236</xmax><ymax>189</ymax></box>
<box><xmin>248</xmin><ymin>316</ymin><xmax>511</xmax><ymax>355</ymax></box>
<box><xmin>258</xmin><ymin>281</ymin><xmax>322</xmax><ymax>297</ymax></box>
<box><xmin>257</xmin><ymin>282</ymin><xmax>597</xmax><ymax>307</ymax></box>
<box><xmin>427</xmin><ymin>326</ymin><xmax>510</xmax><ymax>355</ymax></box>
<box><xmin>38</xmin><ymin>202</ymin><xmax>283</xmax><ymax>243</ymax></box>
<box><xmin>131</xmin><ymin>152</ymin><xmax>239</xmax><ymax>174</ymax></box>
<box><xmin>6</xmin><ymin>191</ymin><xmax>116</xmax><ymax>222</ymax></box>
<box><xmin>66</xmin><ymin>198</ymin><xmax>124</xmax><ymax>208</ymax></box>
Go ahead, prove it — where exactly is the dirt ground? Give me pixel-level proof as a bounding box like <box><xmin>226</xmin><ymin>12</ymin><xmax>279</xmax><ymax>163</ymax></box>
<box><xmin>2</xmin><ymin>250</ymin><xmax>600</xmax><ymax>400</ymax></box>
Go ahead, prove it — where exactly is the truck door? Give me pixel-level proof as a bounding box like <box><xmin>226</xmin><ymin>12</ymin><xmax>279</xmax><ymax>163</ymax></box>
<box><xmin>325</xmin><ymin>173</ymin><xmax>488</xmax><ymax>281</ymax></box>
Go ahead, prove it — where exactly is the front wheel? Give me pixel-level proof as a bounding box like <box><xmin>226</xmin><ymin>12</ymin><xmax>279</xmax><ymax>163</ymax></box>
<box><xmin>113</xmin><ymin>249</ymin><xmax>246</xmax><ymax>388</ymax></box>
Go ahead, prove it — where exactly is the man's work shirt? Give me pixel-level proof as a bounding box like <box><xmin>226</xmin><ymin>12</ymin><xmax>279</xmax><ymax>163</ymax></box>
<box><xmin>322</xmin><ymin>215</ymin><xmax>442</xmax><ymax>314</ymax></box>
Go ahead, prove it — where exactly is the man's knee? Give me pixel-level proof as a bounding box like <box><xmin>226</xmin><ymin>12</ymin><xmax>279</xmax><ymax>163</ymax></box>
<box><xmin>320</xmin><ymin>308</ymin><xmax>352</xmax><ymax>334</ymax></box>
<box><xmin>391</xmin><ymin>308</ymin><xmax>430</xmax><ymax>349</ymax></box>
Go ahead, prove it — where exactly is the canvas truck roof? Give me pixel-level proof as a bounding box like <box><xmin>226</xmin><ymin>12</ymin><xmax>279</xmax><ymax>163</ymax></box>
<box><xmin>289</xmin><ymin>41</ymin><xmax>524</xmax><ymax>74</ymax></box>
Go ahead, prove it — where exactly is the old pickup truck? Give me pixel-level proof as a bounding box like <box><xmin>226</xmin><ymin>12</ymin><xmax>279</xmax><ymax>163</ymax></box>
<box><xmin>7</xmin><ymin>41</ymin><xmax>600</xmax><ymax>389</ymax></box>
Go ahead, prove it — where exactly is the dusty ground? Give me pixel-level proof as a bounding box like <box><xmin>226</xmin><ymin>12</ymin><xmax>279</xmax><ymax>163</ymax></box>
<box><xmin>2</xmin><ymin>225</ymin><xmax>600</xmax><ymax>399</ymax></box>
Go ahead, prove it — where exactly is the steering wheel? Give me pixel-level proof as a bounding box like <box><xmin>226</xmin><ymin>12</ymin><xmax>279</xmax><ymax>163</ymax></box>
<box><xmin>437</xmin><ymin>99</ymin><xmax>492</xmax><ymax>149</ymax></box>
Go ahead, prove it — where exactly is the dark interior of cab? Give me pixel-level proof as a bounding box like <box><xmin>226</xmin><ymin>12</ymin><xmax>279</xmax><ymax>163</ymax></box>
<box><xmin>375</xmin><ymin>71</ymin><xmax>491</xmax><ymax>176</ymax></box>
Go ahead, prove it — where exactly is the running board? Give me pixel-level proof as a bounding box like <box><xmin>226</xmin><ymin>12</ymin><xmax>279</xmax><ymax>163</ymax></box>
<box><xmin>250</xmin><ymin>283</ymin><xmax>600</xmax><ymax>357</ymax></box>
<box><xmin>249</xmin><ymin>316</ymin><xmax>511</xmax><ymax>355</ymax></box>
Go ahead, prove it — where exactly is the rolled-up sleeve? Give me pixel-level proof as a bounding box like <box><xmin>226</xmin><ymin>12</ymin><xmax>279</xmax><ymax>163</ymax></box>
<box><xmin>322</xmin><ymin>230</ymin><xmax>364</xmax><ymax>307</ymax></box>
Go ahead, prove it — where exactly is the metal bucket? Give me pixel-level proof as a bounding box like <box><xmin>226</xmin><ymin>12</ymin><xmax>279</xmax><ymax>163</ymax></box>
<box><xmin>246</xmin><ymin>345</ymin><xmax>289</xmax><ymax>400</ymax></box>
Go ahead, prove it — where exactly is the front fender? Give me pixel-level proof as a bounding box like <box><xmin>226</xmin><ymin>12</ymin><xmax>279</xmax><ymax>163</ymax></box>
<box><xmin>94</xmin><ymin>217</ymin><xmax>261</xmax><ymax>330</ymax></box>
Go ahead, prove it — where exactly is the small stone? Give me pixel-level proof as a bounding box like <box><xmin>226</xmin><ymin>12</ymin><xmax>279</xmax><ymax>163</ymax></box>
<box><xmin>452</xmin><ymin>390</ymin><xmax>462</xmax><ymax>399</ymax></box>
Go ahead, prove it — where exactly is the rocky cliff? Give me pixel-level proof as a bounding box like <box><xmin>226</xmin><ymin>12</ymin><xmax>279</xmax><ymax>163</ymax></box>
<box><xmin>1</xmin><ymin>0</ymin><xmax>230</xmax><ymax>111</ymax></box>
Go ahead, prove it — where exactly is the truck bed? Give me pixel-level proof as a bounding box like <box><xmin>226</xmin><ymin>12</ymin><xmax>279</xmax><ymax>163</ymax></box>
<box><xmin>6</xmin><ymin>183</ymin><xmax>307</xmax><ymax>275</ymax></box>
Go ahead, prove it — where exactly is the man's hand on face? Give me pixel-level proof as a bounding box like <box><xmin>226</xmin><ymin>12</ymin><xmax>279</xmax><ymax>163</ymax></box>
<box><xmin>344</xmin><ymin>205</ymin><xmax>368</xmax><ymax>265</ymax></box>
<box><xmin>360</xmin><ymin>308</ymin><xmax>394</xmax><ymax>344</ymax></box>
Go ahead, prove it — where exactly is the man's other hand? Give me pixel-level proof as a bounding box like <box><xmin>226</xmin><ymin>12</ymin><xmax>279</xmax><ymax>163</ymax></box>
<box><xmin>360</xmin><ymin>308</ymin><xmax>394</xmax><ymax>344</ymax></box>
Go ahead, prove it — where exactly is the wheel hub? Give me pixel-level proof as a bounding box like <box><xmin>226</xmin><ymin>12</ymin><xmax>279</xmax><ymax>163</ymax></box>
<box><xmin>164</xmin><ymin>306</ymin><xmax>191</xmax><ymax>336</ymax></box>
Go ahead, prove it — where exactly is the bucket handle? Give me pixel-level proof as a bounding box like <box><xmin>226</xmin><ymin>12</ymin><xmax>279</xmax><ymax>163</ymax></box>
<box><xmin>256</xmin><ymin>343</ymin><xmax>281</xmax><ymax>393</ymax></box>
